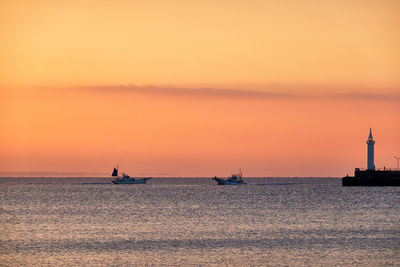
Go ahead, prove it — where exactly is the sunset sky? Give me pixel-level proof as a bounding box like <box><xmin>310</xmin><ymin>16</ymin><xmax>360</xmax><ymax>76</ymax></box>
<box><xmin>1</xmin><ymin>0</ymin><xmax>399</xmax><ymax>177</ymax></box>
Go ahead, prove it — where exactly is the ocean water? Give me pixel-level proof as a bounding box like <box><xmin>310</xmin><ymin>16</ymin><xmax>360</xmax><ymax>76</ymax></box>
<box><xmin>0</xmin><ymin>177</ymin><xmax>399</xmax><ymax>266</ymax></box>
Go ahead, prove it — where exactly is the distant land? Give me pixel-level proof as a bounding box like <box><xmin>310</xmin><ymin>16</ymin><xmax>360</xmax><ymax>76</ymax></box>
<box><xmin>0</xmin><ymin>171</ymin><xmax>107</xmax><ymax>177</ymax></box>
<box><xmin>0</xmin><ymin>171</ymin><xmax>176</xmax><ymax>177</ymax></box>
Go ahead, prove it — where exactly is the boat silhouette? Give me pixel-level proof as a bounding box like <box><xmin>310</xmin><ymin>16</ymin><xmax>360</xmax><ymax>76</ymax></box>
<box><xmin>213</xmin><ymin>169</ymin><xmax>246</xmax><ymax>185</ymax></box>
<box><xmin>111</xmin><ymin>166</ymin><xmax>151</xmax><ymax>184</ymax></box>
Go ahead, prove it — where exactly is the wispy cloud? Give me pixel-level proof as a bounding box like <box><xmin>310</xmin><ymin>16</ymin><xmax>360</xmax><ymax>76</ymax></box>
<box><xmin>67</xmin><ymin>84</ymin><xmax>400</xmax><ymax>101</ymax></box>
<box><xmin>327</xmin><ymin>92</ymin><xmax>400</xmax><ymax>102</ymax></box>
<box><xmin>72</xmin><ymin>84</ymin><xmax>295</xmax><ymax>99</ymax></box>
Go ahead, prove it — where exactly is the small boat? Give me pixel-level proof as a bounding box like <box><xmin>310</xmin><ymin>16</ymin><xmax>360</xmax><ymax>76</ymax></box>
<box><xmin>213</xmin><ymin>169</ymin><xmax>246</xmax><ymax>185</ymax></box>
<box><xmin>111</xmin><ymin>167</ymin><xmax>151</xmax><ymax>184</ymax></box>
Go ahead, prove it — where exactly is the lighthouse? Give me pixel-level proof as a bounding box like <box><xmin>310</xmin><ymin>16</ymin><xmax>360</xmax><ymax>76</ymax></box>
<box><xmin>342</xmin><ymin>128</ymin><xmax>400</xmax><ymax>186</ymax></box>
<box><xmin>366</xmin><ymin>128</ymin><xmax>375</xmax><ymax>170</ymax></box>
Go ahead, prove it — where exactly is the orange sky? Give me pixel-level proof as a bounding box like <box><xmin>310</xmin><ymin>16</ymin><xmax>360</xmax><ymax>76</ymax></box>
<box><xmin>0</xmin><ymin>0</ymin><xmax>399</xmax><ymax>176</ymax></box>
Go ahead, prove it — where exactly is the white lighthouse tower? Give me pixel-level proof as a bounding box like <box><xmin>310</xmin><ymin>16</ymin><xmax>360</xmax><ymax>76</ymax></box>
<box><xmin>366</xmin><ymin>128</ymin><xmax>375</xmax><ymax>170</ymax></box>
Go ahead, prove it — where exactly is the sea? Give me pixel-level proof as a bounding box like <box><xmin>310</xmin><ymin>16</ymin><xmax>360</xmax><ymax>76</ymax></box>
<box><xmin>0</xmin><ymin>177</ymin><xmax>399</xmax><ymax>266</ymax></box>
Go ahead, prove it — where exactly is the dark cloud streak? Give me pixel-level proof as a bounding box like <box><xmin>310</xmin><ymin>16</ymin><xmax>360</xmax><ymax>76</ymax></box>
<box><xmin>69</xmin><ymin>85</ymin><xmax>400</xmax><ymax>102</ymax></box>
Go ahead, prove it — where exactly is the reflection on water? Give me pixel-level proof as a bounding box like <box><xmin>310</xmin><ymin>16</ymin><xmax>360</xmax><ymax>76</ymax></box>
<box><xmin>0</xmin><ymin>178</ymin><xmax>399</xmax><ymax>266</ymax></box>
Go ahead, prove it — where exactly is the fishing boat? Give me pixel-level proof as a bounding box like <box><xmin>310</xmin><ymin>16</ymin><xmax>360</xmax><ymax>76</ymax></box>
<box><xmin>213</xmin><ymin>169</ymin><xmax>246</xmax><ymax>185</ymax></box>
<box><xmin>111</xmin><ymin>167</ymin><xmax>151</xmax><ymax>184</ymax></box>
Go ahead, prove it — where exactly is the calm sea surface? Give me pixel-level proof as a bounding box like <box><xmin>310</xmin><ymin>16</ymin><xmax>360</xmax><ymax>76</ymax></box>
<box><xmin>0</xmin><ymin>177</ymin><xmax>399</xmax><ymax>266</ymax></box>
